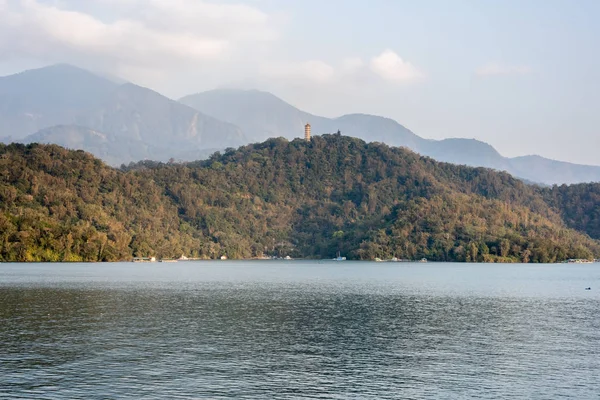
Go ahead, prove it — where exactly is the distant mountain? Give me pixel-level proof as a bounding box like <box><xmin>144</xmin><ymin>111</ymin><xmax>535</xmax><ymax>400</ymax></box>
<box><xmin>0</xmin><ymin>64</ymin><xmax>118</xmax><ymax>139</ymax></box>
<box><xmin>73</xmin><ymin>83</ymin><xmax>247</xmax><ymax>161</ymax></box>
<box><xmin>334</xmin><ymin>114</ymin><xmax>424</xmax><ymax>150</ymax></box>
<box><xmin>181</xmin><ymin>89</ymin><xmax>600</xmax><ymax>185</ymax></box>
<box><xmin>2</xmin><ymin>65</ymin><xmax>600</xmax><ymax>183</ymax></box>
<box><xmin>180</xmin><ymin>89</ymin><xmax>423</xmax><ymax>148</ymax></box>
<box><xmin>509</xmin><ymin>155</ymin><xmax>600</xmax><ymax>185</ymax></box>
<box><xmin>420</xmin><ymin>138</ymin><xmax>512</xmax><ymax>171</ymax></box>
<box><xmin>180</xmin><ymin>89</ymin><xmax>329</xmax><ymax>142</ymax></box>
<box><xmin>1</xmin><ymin>65</ymin><xmax>249</xmax><ymax>165</ymax></box>
<box><xmin>23</xmin><ymin>125</ymin><xmax>158</xmax><ymax>166</ymax></box>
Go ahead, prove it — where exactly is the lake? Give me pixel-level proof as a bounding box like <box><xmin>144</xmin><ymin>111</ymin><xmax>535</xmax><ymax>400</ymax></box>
<box><xmin>1</xmin><ymin>261</ymin><xmax>599</xmax><ymax>399</ymax></box>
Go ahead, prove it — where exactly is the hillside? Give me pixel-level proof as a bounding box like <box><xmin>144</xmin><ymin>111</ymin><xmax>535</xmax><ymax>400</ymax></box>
<box><xmin>181</xmin><ymin>89</ymin><xmax>600</xmax><ymax>185</ymax></box>
<box><xmin>1</xmin><ymin>137</ymin><xmax>598</xmax><ymax>262</ymax></box>
<box><xmin>542</xmin><ymin>183</ymin><xmax>600</xmax><ymax>240</ymax></box>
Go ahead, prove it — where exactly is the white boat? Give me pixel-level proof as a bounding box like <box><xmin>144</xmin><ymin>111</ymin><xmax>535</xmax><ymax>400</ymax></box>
<box><xmin>565</xmin><ymin>259</ymin><xmax>593</xmax><ymax>264</ymax></box>
<box><xmin>132</xmin><ymin>257</ymin><xmax>156</xmax><ymax>263</ymax></box>
<box><xmin>333</xmin><ymin>252</ymin><xmax>346</xmax><ymax>261</ymax></box>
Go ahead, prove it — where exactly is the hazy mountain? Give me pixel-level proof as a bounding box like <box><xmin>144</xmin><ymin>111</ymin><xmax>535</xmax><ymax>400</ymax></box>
<box><xmin>334</xmin><ymin>114</ymin><xmax>424</xmax><ymax>150</ymax></box>
<box><xmin>0</xmin><ymin>64</ymin><xmax>118</xmax><ymax>139</ymax></box>
<box><xmin>74</xmin><ymin>83</ymin><xmax>248</xmax><ymax>158</ymax></box>
<box><xmin>509</xmin><ymin>155</ymin><xmax>600</xmax><ymax>185</ymax></box>
<box><xmin>180</xmin><ymin>90</ymin><xmax>423</xmax><ymax>148</ymax></box>
<box><xmin>23</xmin><ymin>125</ymin><xmax>158</xmax><ymax>166</ymax></box>
<box><xmin>420</xmin><ymin>138</ymin><xmax>512</xmax><ymax>171</ymax></box>
<box><xmin>181</xmin><ymin>89</ymin><xmax>600</xmax><ymax>185</ymax></box>
<box><xmin>1</xmin><ymin>65</ymin><xmax>248</xmax><ymax>164</ymax></box>
<box><xmin>180</xmin><ymin>89</ymin><xmax>330</xmax><ymax>142</ymax></box>
<box><xmin>3</xmin><ymin>65</ymin><xmax>600</xmax><ymax>183</ymax></box>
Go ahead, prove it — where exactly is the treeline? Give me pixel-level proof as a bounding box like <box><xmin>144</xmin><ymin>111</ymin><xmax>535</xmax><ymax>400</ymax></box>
<box><xmin>0</xmin><ymin>136</ymin><xmax>599</xmax><ymax>262</ymax></box>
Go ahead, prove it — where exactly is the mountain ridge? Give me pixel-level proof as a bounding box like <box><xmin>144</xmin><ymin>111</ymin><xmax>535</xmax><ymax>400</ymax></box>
<box><xmin>1</xmin><ymin>64</ymin><xmax>599</xmax><ymax>184</ymax></box>
<box><xmin>0</xmin><ymin>65</ymin><xmax>250</xmax><ymax>164</ymax></box>
<box><xmin>181</xmin><ymin>88</ymin><xmax>600</xmax><ymax>185</ymax></box>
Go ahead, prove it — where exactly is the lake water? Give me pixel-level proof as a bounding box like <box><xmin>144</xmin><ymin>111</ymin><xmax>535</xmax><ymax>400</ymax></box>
<box><xmin>1</xmin><ymin>261</ymin><xmax>599</xmax><ymax>399</ymax></box>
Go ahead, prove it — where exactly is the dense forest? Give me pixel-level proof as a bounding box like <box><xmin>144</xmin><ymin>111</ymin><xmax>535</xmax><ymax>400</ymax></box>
<box><xmin>1</xmin><ymin>135</ymin><xmax>599</xmax><ymax>262</ymax></box>
<box><xmin>541</xmin><ymin>183</ymin><xmax>600</xmax><ymax>241</ymax></box>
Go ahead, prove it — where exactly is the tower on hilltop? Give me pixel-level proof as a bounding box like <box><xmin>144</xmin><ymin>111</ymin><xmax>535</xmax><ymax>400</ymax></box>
<box><xmin>304</xmin><ymin>123</ymin><xmax>311</xmax><ymax>141</ymax></box>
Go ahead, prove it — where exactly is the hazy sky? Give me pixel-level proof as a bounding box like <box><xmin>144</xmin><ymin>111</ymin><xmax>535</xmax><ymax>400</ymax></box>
<box><xmin>1</xmin><ymin>0</ymin><xmax>599</xmax><ymax>165</ymax></box>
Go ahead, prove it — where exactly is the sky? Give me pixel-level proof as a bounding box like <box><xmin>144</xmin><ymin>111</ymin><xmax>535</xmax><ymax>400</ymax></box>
<box><xmin>0</xmin><ymin>0</ymin><xmax>599</xmax><ymax>165</ymax></box>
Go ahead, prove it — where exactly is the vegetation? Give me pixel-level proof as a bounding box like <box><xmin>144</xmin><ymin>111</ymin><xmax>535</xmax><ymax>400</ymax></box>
<box><xmin>1</xmin><ymin>136</ymin><xmax>599</xmax><ymax>262</ymax></box>
<box><xmin>542</xmin><ymin>183</ymin><xmax>600</xmax><ymax>240</ymax></box>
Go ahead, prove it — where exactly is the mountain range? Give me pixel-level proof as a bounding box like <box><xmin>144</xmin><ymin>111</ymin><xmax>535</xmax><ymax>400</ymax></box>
<box><xmin>1</xmin><ymin>64</ymin><xmax>599</xmax><ymax>185</ymax></box>
<box><xmin>0</xmin><ymin>64</ymin><xmax>247</xmax><ymax>164</ymax></box>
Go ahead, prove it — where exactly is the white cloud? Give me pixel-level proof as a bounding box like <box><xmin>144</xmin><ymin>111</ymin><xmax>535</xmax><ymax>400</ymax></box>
<box><xmin>0</xmin><ymin>2</ymin><xmax>427</xmax><ymax>98</ymax></box>
<box><xmin>369</xmin><ymin>50</ymin><xmax>424</xmax><ymax>83</ymax></box>
<box><xmin>476</xmin><ymin>63</ymin><xmax>532</xmax><ymax>76</ymax></box>
<box><xmin>261</xmin><ymin>51</ymin><xmax>424</xmax><ymax>88</ymax></box>
<box><xmin>0</xmin><ymin>0</ymin><xmax>277</xmax><ymax>75</ymax></box>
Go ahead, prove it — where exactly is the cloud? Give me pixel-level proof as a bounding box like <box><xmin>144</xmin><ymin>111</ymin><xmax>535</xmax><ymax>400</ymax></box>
<box><xmin>261</xmin><ymin>51</ymin><xmax>423</xmax><ymax>87</ymax></box>
<box><xmin>0</xmin><ymin>0</ymin><xmax>278</xmax><ymax>73</ymax></box>
<box><xmin>476</xmin><ymin>63</ymin><xmax>532</xmax><ymax>76</ymax></box>
<box><xmin>369</xmin><ymin>50</ymin><xmax>424</xmax><ymax>83</ymax></box>
<box><xmin>0</xmin><ymin>2</ymin><xmax>426</xmax><ymax>98</ymax></box>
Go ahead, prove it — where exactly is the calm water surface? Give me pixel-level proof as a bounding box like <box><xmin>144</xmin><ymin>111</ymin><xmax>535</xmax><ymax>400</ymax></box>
<box><xmin>1</xmin><ymin>261</ymin><xmax>599</xmax><ymax>399</ymax></box>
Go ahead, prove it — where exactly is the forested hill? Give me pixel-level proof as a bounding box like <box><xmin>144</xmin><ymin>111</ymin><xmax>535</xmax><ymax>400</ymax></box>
<box><xmin>1</xmin><ymin>136</ymin><xmax>599</xmax><ymax>262</ymax></box>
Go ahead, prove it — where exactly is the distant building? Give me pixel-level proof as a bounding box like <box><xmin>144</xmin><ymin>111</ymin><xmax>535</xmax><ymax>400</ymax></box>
<box><xmin>304</xmin><ymin>123</ymin><xmax>311</xmax><ymax>141</ymax></box>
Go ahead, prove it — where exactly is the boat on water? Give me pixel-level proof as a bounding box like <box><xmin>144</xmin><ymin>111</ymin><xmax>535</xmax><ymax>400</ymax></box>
<box><xmin>132</xmin><ymin>257</ymin><xmax>156</xmax><ymax>263</ymax></box>
<box><xmin>374</xmin><ymin>258</ymin><xmax>425</xmax><ymax>262</ymax></box>
<box><xmin>159</xmin><ymin>259</ymin><xmax>178</xmax><ymax>263</ymax></box>
<box><xmin>564</xmin><ymin>259</ymin><xmax>593</xmax><ymax>264</ymax></box>
<box><xmin>333</xmin><ymin>252</ymin><xmax>346</xmax><ymax>261</ymax></box>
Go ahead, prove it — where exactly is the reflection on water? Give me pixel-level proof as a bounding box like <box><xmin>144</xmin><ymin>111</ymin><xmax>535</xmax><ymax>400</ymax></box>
<box><xmin>1</xmin><ymin>262</ymin><xmax>599</xmax><ymax>399</ymax></box>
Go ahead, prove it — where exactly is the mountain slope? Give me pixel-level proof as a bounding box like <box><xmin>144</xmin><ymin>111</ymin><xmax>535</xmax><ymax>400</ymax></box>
<box><xmin>74</xmin><ymin>83</ymin><xmax>248</xmax><ymax>162</ymax></box>
<box><xmin>22</xmin><ymin>125</ymin><xmax>157</xmax><ymax>166</ymax></box>
<box><xmin>181</xmin><ymin>89</ymin><xmax>600</xmax><ymax>185</ymax></box>
<box><xmin>510</xmin><ymin>155</ymin><xmax>600</xmax><ymax>185</ymax></box>
<box><xmin>180</xmin><ymin>89</ymin><xmax>331</xmax><ymax>142</ymax></box>
<box><xmin>180</xmin><ymin>89</ymin><xmax>424</xmax><ymax>148</ymax></box>
<box><xmin>420</xmin><ymin>138</ymin><xmax>512</xmax><ymax>171</ymax></box>
<box><xmin>0</xmin><ymin>64</ymin><xmax>118</xmax><ymax>140</ymax></box>
<box><xmin>1</xmin><ymin>138</ymin><xmax>598</xmax><ymax>262</ymax></box>
<box><xmin>0</xmin><ymin>65</ymin><xmax>249</xmax><ymax>165</ymax></box>
<box><xmin>542</xmin><ymin>183</ymin><xmax>600</xmax><ymax>240</ymax></box>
